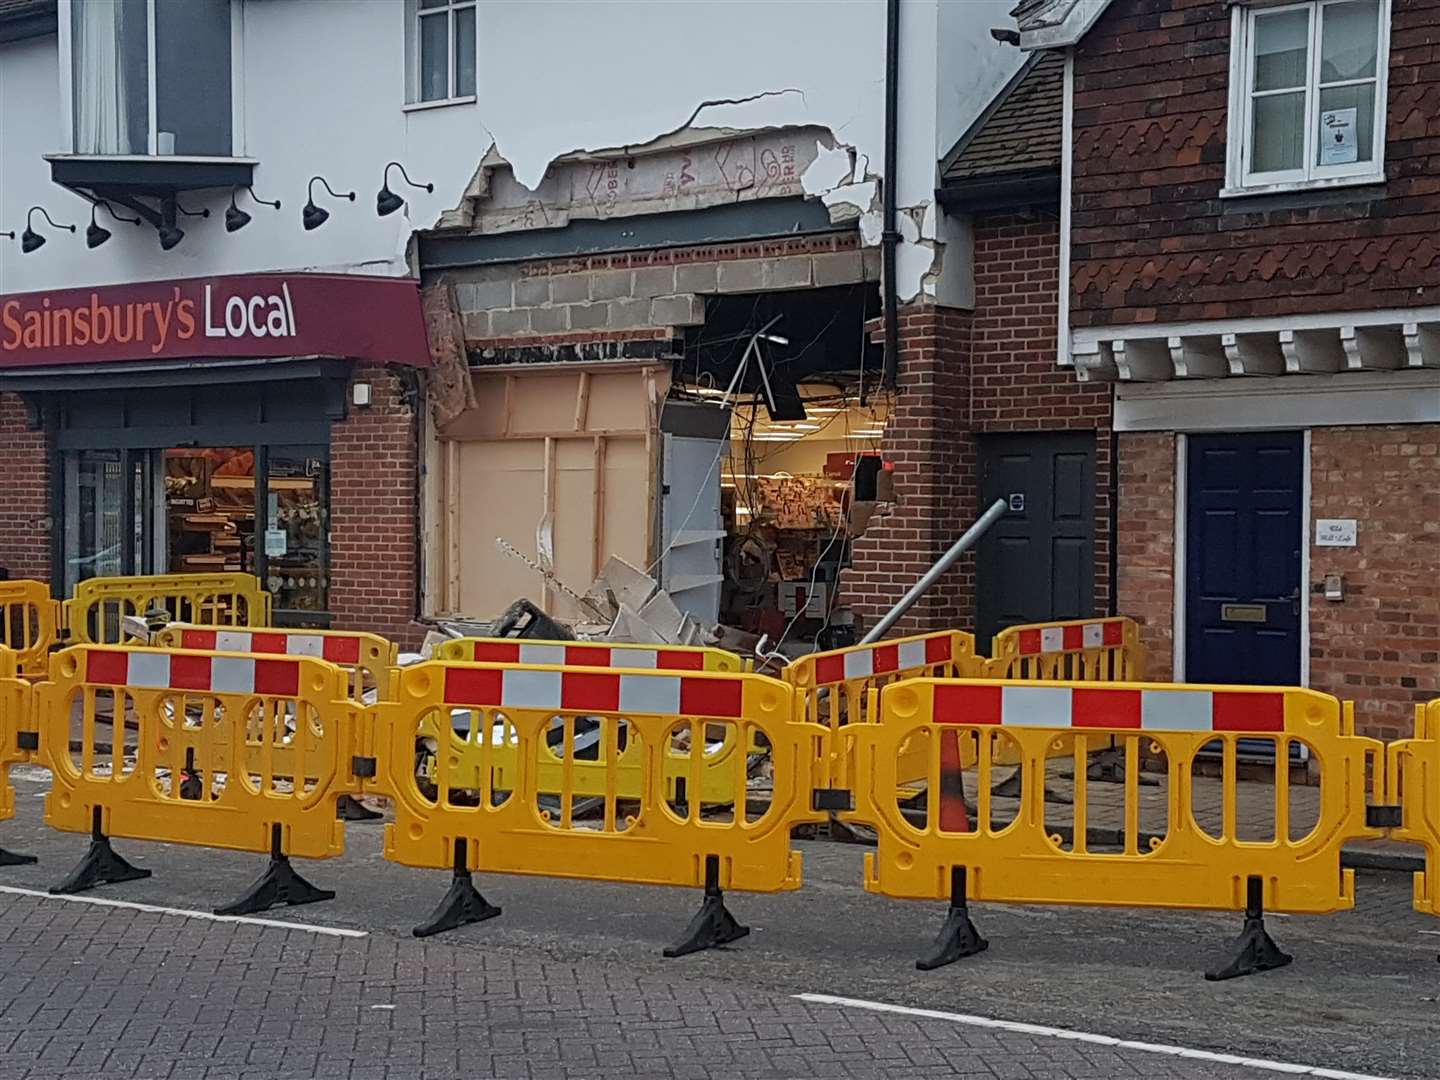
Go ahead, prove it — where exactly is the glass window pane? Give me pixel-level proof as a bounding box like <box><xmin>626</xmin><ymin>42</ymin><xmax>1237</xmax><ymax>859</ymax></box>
<box><xmin>419</xmin><ymin>12</ymin><xmax>448</xmax><ymax>101</ymax></box>
<box><xmin>1321</xmin><ymin>0</ymin><xmax>1379</xmax><ymax>83</ymax></box>
<box><xmin>454</xmin><ymin>6</ymin><xmax>476</xmax><ymax>97</ymax></box>
<box><xmin>265</xmin><ymin>453</ymin><xmax>329</xmax><ymax>614</ymax></box>
<box><xmin>155</xmin><ymin>0</ymin><xmax>233</xmax><ymax>156</ymax></box>
<box><xmin>71</xmin><ymin>0</ymin><xmax>149</xmax><ymax>154</ymax></box>
<box><xmin>1251</xmin><ymin>90</ymin><xmax>1306</xmax><ymax>173</ymax></box>
<box><xmin>1318</xmin><ymin>83</ymin><xmax>1376</xmax><ymax>165</ymax></box>
<box><xmin>419</xmin><ymin>0</ymin><xmax>446</xmax><ymax>8</ymax></box>
<box><xmin>1253</xmin><ymin>9</ymin><xmax>1310</xmax><ymax>92</ymax></box>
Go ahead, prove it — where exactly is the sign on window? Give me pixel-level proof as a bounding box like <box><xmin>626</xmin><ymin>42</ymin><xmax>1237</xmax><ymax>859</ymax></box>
<box><xmin>1319</xmin><ymin>108</ymin><xmax>1358</xmax><ymax>166</ymax></box>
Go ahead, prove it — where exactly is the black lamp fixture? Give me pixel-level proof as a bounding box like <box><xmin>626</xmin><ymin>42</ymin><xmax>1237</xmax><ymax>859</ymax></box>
<box><xmin>0</xmin><ymin>231</ymin><xmax>13</xmax><ymax>241</ymax></box>
<box><xmin>86</xmin><ymin>199</ymin><xmax>142</xmax><ymax>249</ymax></box>
<box><xmin>376</xmin><ymin>161</ymin><xmax>434</xmax><ymax>217</ymax></box>
<box><xmin>21</xmin><ymin>206</ymin><xmax>76</xmax><ymax>254</ymax></box>
<box><xmin>303</xmin><ymin>175</ymin><xmax>355</xmax><ymax>231</ymax></box>
<box><xmin>225</xmin><ymin>186</ymin><xmax>282</xmax><ymax>233</ymax></box>
<box><xmin>155</xmin><ymin>198</ymin><xmax>209</xmax><ymax>251</ymax></box>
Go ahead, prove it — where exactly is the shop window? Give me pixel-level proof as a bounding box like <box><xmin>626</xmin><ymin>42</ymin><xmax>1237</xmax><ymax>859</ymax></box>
<box><xmin>404</xmin><ymin>0</ymin><xmax>477</xmax><ymax>105</ymax></box>
<box><xmin>1226</xmin><ymin>0</ymin><xmax>1388</xmax><ymax>194</ymax></box>
<box><xmin>262</xmin><ymin>452</ymin><xmax>330</xmax><ymax>615</ymax></box>
<box><xmin>67</xmin><ymin>0</ymin><xmax>237</xmax><ymax>156</ymax></box>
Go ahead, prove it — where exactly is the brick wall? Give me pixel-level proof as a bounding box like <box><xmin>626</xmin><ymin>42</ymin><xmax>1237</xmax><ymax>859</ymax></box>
<box><xmin>971</xmin><ymin>212</ymin><xmax>1114</xmax><ymax>613</ymax></box>
<box><xmin>1309</xmin><ymin>424</ymin><xmax>1440</xmax><ymax>741</ymax></box>
<box><xmin>328</xmin><ymin>367</ymin><xmax>425</xmax><ymax>650</ymax></box>
<box><xmin>1071</xmin><ymin>0</ymin><xmax>1440</xmax><ymax>325</ymax></box>
<box><xmin>0</xmin><ymin>392</ymin><xmax>50</xmax><ymax>583</ymax></box>
<box><xmin>1115</xmin><ymin>432</ymin><xmax>1177</xmax><ymax>681</ymax></box>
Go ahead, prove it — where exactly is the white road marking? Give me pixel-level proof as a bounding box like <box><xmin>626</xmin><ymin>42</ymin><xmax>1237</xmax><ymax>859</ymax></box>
<box><xmin>1419</xmin><ymin>929</ymin><xmax>1440</xmax><ymax>937</ymax></box>
<box><xmin>795</xmin><ymin>993</ymin><xmax>1396</xmax><ymax>1080</ymax></box>
<box><xmin>0</xmin><ymin>885</ymin><xmax>367</xmax><ymax>939</ymax></box>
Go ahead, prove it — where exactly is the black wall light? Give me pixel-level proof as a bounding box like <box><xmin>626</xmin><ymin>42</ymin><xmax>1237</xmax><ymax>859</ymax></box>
<box><xmin>21</xmin><ymin>207</ymin><xmax>75</xmax><ymax>254</ymax></box>
<box><xmin>86</xmin><ymin>199</ymin><xmax>142</xmax><ymax>249</ymax></box>
<box><xmin>303</xmin><ymin>176</ymin><xmax>355</xmax><ymax>231</ymax></box>
<box><xmin>157</xmin><ymin>198</ymin><xmax>210</xmax><ymax>251</ymax></box>
<box><xmin>226</xmin><ymin>186</ymin><xmax>282</xmax><ymax>233</ymax></box>
<box><xmin>376</xmin><ymin>161</ymin><xmax>434</xmax><ymax>217</ymax></box>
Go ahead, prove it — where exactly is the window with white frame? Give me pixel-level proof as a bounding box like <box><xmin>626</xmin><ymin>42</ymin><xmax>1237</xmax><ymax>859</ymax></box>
<box><xmin>1228</xmin><ymin>0</ymin><xmax>1389</xmax><ymax>192</ymax></box>
<box><xmin>406</xmin><ymin>0</ymin><xmax>477</xmax><ymax>105</ymax></box>
<box><xmin>68</xmin><ymin>0</ymin><xmax>236</xmax><ymax>157</ymax></box>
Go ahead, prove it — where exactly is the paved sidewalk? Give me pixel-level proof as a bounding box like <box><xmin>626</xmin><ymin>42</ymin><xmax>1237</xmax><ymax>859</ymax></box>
<box><xmin>0</xmin><ymin>891</ymin><xmax>1287</xmax><ymax>1080</ymax></box>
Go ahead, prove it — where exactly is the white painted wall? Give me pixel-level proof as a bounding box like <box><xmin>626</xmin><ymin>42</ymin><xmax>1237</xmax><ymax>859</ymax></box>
<box><xmin>1</xmin><ymin>0</ymin><xmax>1021</xmax><ymax>302</ymax></box>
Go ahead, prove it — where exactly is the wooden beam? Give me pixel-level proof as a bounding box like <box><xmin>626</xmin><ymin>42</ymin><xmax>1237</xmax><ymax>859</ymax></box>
<box><xmin>573</xmin><ymin>370</ymin><xmax>592</xmax><ymax>432</ymax></box>
<box><xmin>592</xmin><ymin>435</ymin><xmax>607</xmax><ymax>580</ymax></box>
<box><xmin>444</xmin><ymin>439</ymin><xmax>461</xmax><ymax>614</ymax></box>
<box><xmin>542</xmin><ymin>436</ymin><xmax>556</xmax><ymax>613</ymax></box>
<box><xmin>502</xmin><ymin>374</ymin><xmax>516</xmax><ymax>437</ymax></box>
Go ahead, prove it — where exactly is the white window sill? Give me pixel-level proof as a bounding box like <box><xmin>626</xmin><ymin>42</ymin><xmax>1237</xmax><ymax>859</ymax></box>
<box><xmin>402</xmin><ymin>96</ymin><xmax>476</xmax><ymax>113</ymax></box>
<box><xmin>1220</xmin><ymin>172</ymin><xmax>1386</xmax><ymax>199</ymax></box>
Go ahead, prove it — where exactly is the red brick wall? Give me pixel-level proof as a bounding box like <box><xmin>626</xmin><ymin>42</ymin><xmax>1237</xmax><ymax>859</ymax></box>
<box><xmin>844</xmin><ymin>305</ymin><xmax>977</xmax><ymax>634</ymax></box>
<box><xmin>1115</xmin><ymin>432</ymin><xmax>1177</xmax><ymax>681</ymax></box>
<box><xmin>0</xmin><ymin>392</ymin><xmax>50</xmax><ymax>583</ymax></box>
<box><xmin>1071</xmin><ymin>0</ymin><xmax>1440</xmax><ymax>326</ymax></box>
<box><xmin>971</xmin><ymin>212</ymin><xmax>1114</xmax><ymax>612</ymax></box>
<box><xmin>1309</xmin><ymin>424</ymin><xmax>1440</xmax><ymax>741</ymax></box>
<box><xmin>329</xmin><ymin>367</ymin><xmax>425</xmax><ymax>650</ymax></box>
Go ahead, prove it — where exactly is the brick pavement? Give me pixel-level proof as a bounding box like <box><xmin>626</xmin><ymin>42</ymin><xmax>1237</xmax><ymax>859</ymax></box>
<box><xmin>0</xmin><ymin>892</ymin><xmax>1287</xmax><ymax>1080</ymax></box>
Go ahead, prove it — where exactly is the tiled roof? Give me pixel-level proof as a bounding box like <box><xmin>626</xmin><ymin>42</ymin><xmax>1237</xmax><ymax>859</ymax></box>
<box><xmin>941</xmin><ymin>51</ymin><xmax>1064</xmax><ymax>185</ymax></box>
<box><xmin>1010</xmin><ymin>0</ymin><xmax>1078</xmax><ymax>32</ymax></box>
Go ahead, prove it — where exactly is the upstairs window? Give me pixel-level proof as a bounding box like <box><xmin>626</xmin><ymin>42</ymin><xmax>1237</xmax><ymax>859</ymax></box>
<box><xmin>405</xmin><ymin>0</ymin><xmax>477</xmax><ymax>105</ymax></box>
<box><xmin>1228</xmin><ymin>0</ymin><xmax>1389</xmax><ymax>192</ymax></box>
<box><xmin>69</xmin><ymin>0</ymin><xmax>235</xmax><ymax>157</ymax></box>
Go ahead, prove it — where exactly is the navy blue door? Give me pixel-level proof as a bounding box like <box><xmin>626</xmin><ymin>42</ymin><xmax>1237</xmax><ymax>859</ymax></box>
<box><xmin>1185</xmin><ymin>432</ymin><xmax>1303</xmax><ymax>685</ymax></box>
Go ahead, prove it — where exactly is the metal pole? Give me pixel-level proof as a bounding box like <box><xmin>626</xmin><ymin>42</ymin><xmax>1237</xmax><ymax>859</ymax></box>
<box><xmin>860</xmin><ymin>497</ymin><xmax>1009</xmax><ymax>644</ymax></box>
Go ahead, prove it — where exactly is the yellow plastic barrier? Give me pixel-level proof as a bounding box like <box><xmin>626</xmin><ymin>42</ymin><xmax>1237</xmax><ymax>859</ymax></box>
<box><xmin>0</xmin><ymin>580</ymin><xmax>62</xmax><ymax>678</ymax></box>
<box><xmin>0</xmin><ymin>647</ymin><xmax>36</xmax><ymax>865</ymax></box>
<box><xmin>65</xmin><ymin>573</ymin><xmax>272</xmax><ymax>645</ymax></box>
<box><xmin>1389</xmin><ymin>698</ymin><xmax>1440</xmax><ymax>918</ymax></box>
<box><xmin>847</xmin><ymin>678</ymin><xmax>1385</xmax><ymax>977</ymax></box>
<box><xmin>365</xmin><ymin>660</ymin><xmax>827</xmax><ymax>950</ymax></box>
<box><xmin>425</xmin><ymin>640</ymin><xmax>754</xmax><ymax>804</ymax></box>
<box><xmin>988</xmin><ymin>616</ymin><xmax>1146</xmax><ymax>680</ymax></box>
<box><xmin>35</xmin><ymin>644</ymin><xmax>360</xmax><ymax>911</ymax></box>
<box><xmin>154</xmin><ymin>626</ymin><xmax>397</xmax><ymax>702</ymax></box>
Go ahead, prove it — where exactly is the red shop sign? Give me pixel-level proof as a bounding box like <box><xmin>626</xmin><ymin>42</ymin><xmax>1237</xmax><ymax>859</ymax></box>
<box><xmin>0</xmin><ymin>272</ymin><xmax>432</xmax><ymax>368</ymax></box>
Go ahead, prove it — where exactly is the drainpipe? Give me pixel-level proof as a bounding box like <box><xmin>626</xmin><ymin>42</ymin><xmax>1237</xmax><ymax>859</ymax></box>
<box><xmin>881</xmin><ymin>0</ymin><xmax>901</xmax><ymax>389</ymax></box>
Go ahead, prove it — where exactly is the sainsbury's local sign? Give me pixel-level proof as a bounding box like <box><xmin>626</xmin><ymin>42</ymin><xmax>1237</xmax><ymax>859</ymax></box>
<box><xmin>0</xmin><ymin>273</ymin><xmax>432</xmax><ymax>368</ymax></box>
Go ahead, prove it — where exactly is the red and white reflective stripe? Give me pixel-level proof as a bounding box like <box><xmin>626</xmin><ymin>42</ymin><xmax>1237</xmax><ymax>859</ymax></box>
<box><xmin>463</xmin><ymin>640</ymin><xmax>706</xmax><ymax>671</ymax></box>
<box><xmin>84</xmin><ymin>649</ymin><xmax>301</xmax><ymax>696</ymax></box>
<box><xmin>443</xmin><ymin>666</ymin><xmax>743</xmax><ymax>717</ymax></box>
<box><xmin>1016</xmin><ymin>620</ymin><xmax>1125</xmax><ymax>656</ymax></box>
<box><xmin>812</xmin><ymin>634</ymin><xmax>954</xmax><ymax>686</ymax></box>
<box><xmin>931</xmin><ymin>684</ymin><xmax>1285</xmax><ymax>733</ymax></box>
<box><xmin>178</xmin><ymin>628</ymin><xmax>362</xmax><ymax>665</ymax></box>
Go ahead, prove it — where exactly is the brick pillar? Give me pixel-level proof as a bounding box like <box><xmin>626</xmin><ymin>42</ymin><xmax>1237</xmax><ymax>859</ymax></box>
<box><xmin>1115</xmin><ymin>431</ymin><xmax>1176</xmax><ymax>680</ymax></box>
<box><xmin>842</xmin><ymin>304</ymin><xmax>976</xmax><ymax>635</ymax></box>
<box><xmin>0</xmin><ymin>393</ymin><xmax>51</xmax><ymax>583</ymax></box>
<box><xmin>328</xmin><ymin>367</ymin><xmax>425</xmax><ymax>650</ymax></box>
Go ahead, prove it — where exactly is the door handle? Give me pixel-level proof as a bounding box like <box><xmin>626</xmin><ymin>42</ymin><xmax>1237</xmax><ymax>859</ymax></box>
<box><xmin>1289</xmin><ymin>586</ymin><xmax>1301</xmax><ymax>616</ymax></box>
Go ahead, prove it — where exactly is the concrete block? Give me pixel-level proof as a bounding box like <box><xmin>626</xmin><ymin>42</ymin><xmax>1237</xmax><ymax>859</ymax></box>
<box><xmin>609</xmin><ymin>297</ymin><xmax>652</xmax><ymax>328</ymax></box>
<box><xmin>489</xmin><ymin>307</ymin><xmax>532</xmax><ymax>335</ymax></box>
<box><xmin>551</xmin><ymin>274</ymin><xmax>591</xmax><ymax>304</ymax></box>
<box><xmin>651</xmin><ymin>294</ymin><xmax>705</xmax><ymax>327</ymax></box>
<box><xmin>455</xmin><ymin>278</ymin><xmax>513</xmax><ymax>312</ymax></box>
<box><xmin>765</xmin><ymin>256</ymin><xmax>813</xmax><ymax>290</ymax></box>
<box><xmin>461</xmin><ymin>311</ymin><xmax>491</xmax><ymax>339</ymax></box>
<box><xmin>676</xmin><ymin>263</ymin><xmax>720</xmax><ymax>293</ymax></box>
<box><xmin>569</xmin><ymin>302</ymin><xmax>612</xmax><ymax>330</ymax></box>
<box><xmin>513</xmin><ymin>277</ymin><xmax>551</xmax><ymax>306</ymax></box>
<box><xmin>530</xmin><ymin>305</ymin><xmax>569</xmax><ymax>333</ymax></box>
<box><xmin>632</xmin><ymin>265</ymin><xmax>677</xmax><ymax>298</ymax></box>
<box><xmin>716</xmin><ymin>260</ymin><xmax>766</xmax><ymax>294</ymax></box>
<box><xmin>589</xmin><ymin>269</ymin><xmax>633</xmax><ymax>301</ymax></box>
<box><xmin>813</xmin><ymin>250</ymin><xmax>867</xmax><ymax>287</ymax></box>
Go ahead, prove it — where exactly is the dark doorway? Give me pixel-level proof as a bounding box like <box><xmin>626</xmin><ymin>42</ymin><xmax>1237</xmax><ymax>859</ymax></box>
<box><xmin>1184</xmin><ymin>431</ymin><xmax>1303</xmax><ymax>685</ymax></box>
<box><xmin>975</xmin><ymin>432</ymin><xmax>1097</xmax><ymax>652</ymax></box>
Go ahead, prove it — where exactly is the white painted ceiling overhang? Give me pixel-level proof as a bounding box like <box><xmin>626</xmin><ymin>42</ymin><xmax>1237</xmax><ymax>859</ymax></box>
<box><xmin>1070</xmin><ymin>306</ymin><xmax>1440</xmax><ymax>383</ymax></box>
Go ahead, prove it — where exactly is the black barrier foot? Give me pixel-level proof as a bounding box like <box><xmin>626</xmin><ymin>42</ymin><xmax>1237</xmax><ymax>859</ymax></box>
<box><xmin>215</xmin><ymin>825</ymin><xmax>335</xmax><ymax>916</ymax></box>
<box><xmin>0</xmin><ymin>847</ymin><xmax>36</xmax><ymax>867</ymax></box>
<box><xmin>1204</xmin><ymin>877</ymin><xmax>1293</xmax><ymax>981</ymax></box>
<box><xmin>413</xmin><ymin>839</ymin><xmax>501</xmax><ymax>938</ymax></box>
<box><xmin>916</xmin><ymin>867</ymin><xmax>989</xmax><ymax>971</ymax></box>
<box><xmin>337</xmin><ymin>795</ymin><xmax>383</xmax><ymax>822</ymax></box>
<box><xmin>50</xmin><ymin>809</ymin><xmax>150</xmax><ymax>895</ymax></box>
<box><xmin>663</xmin><ymin>855</ymin><xmax>750</xmax><ymax>958</ymax></box>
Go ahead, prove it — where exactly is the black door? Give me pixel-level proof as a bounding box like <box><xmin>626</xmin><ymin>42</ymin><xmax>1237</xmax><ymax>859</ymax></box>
<box><xmin>976</xmin><ymin>433</ymin><xmax>1097</xmax><ymax>651</ymax></box>
<box><xmin>1185</xmin><ymin>432</ymin><xmax>1303</xmax><ymax>685</ymax></box>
